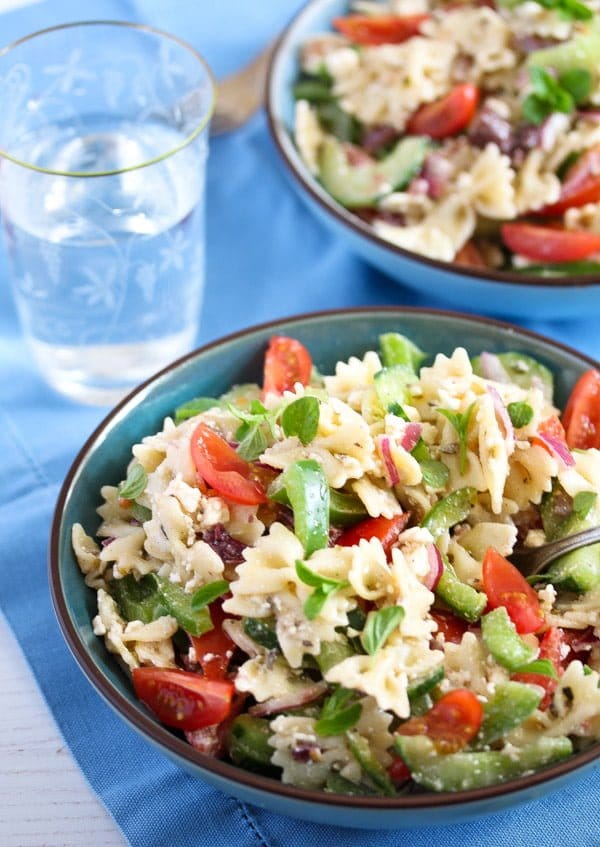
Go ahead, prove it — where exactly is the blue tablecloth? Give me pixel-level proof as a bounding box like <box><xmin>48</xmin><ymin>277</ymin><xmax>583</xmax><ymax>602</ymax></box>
<box><xmin>0</xmin><ymin>2</ymin><xmax>599</xmax><ymax>845</ymax></box>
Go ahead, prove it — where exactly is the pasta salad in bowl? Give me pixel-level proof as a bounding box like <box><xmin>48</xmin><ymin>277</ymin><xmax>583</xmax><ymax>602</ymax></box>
<box><xmin>267</xmin><ymin>0</ymin><xmax>600</xmax><ymax>317</ymax></box>
<box><xmin>51</xmin><ymin>309</ymin><xmax>599</xmax><ymax>827</ymax></box>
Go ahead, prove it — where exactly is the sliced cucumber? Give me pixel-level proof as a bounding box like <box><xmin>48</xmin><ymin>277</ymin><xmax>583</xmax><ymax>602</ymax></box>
<box><xmin>528</xmin><ymin>20</ymin><xmax>600</xmax><ymax>81</ymax></box>
<box><xmin>318</xmin><ymin>135</ymin><xmax>430</xmax><ymax>209</ymax></box>
<box><xmin>472</xmin><ymin>351</ymin><xmax>554</xmax><ymax>401</ymax></box>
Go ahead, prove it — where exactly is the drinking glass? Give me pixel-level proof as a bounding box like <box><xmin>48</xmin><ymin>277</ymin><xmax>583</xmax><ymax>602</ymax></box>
<box><xmin>0</xmin><ymin>22</ymin><xmax>215</xmax><ymax>405</ymax></box>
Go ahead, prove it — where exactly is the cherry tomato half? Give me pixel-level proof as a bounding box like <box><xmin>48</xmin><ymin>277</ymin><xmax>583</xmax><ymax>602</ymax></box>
<box><xmin>332</xmin><ymin>13</ymin><xmax>428</xmax><ymax>45</ymax></box>
<box><xmin>190</xmin><ymin>422</ymin><xmax>267</xmax><ymax>505</ymax></box>
<box><xmin>132</xmin><ymin>668</ymin><xmax>234</xmax><ymax>732</ymax></box>
<box><xmin>482</xmin><ymin>547</ymin><xmax>544</xmax><ymax>634</ymax></box>
<box><xmin>538</xmin><ymin>144</ymin><xmax>600</xmax><ymax>217</ymax></box>
<box><xmin>430</xmin><ymin>610</ymin><xmax>471</xmax><ymax>644</ymax></box>
<box><xmin>190</xmin><ymin>601</ymin><xmax>236</xmax><ymax>681</ymax></box>
<box><xmin>501</xmin><ymin>223</ymin><xmax>600</xmax><ymax>262</ymax></box>
<box><xmin>562</xmin><ymin>369</ymin><xmax>600</xmax><ymax>450</ymax></box>
<box><xmin>336</xmin><ymin>513</ymin><xmax>409</xmax><ymax>559</ymax></box>
<box><xmin>262</xmin><ymin>336</ymin><xmax>312</xmax><ymax>398</ymax></box>
<box><xmin>397</xmin><ymin>689</ymin><xmax>484</xmax><ymax>753</ymax></box>
<box><xmin>406</xmin><ymin>84</ymin><xmax>479</xmax><ymax>140</ymax></box>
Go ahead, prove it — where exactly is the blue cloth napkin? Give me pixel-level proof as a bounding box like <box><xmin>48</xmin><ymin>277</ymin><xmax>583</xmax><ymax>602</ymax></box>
<box><xmin>0</xmin><ymin>2</ymin><xmax>599</xmax><ymax>846</ymax></box>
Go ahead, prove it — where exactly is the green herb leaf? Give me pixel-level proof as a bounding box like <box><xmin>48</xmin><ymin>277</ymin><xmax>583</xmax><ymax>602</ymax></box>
<box><xmin>560</xmin><ymin>67</ymin><xmax>592</xmax><ymax>103</ymax></box>
<box><xmin>572</xmin><ymin>490</ymin><xmax>597</xmax><ymax>519</ymax></box>
<box><xmin>117</xmin><ymin>463</ymin><xmax>148</xmax><ymax>500</ymax></box>
<box><xmin>515</xmin><ymin>658</ymin><xmax>559</xmax><ymax>679</ymax></box>
<box><xmin>130</xmin><ymin>502</ymin><xmax>152</xmax><ymax>523</ymax></box>
<box><xmin>191</xmin><ymin>579</ymin><xmax>230</xmax><ymax>611</ymax></box>
<box><xmin>281</xmin><ymin>396</ymin><xmax>320</xmax><ymax>445</ymax></box>
<box><xmin>388</xmin><ymin>402</ymin><xmax>410</xmax><ymax>421</ymax></box>
<box><xmin>236</xmin><ymin>420</ymin><xmax>269</xmax><ymax>461</ymax></box>
<box><xmin>438</xmin><ymin>403</ymin><xmax>475</xmax><ymax>475</ymax></box>
<box><xmin>507</xmin><ymin>401</ymin><xmax>534</xmax><ymax>428</ymax></box>
<box><xmin>522</xmin><ymin>64</ymin><xmax>592</xmax><ymax>126</ymax></box>
<box><xmin>174</xmin><ymin>396</ymin><xmax>220</xmax><ymax>423</ymax></box>
<box><xmin>315</xmin><ymin>687</ymin><xmax>362</xmax><ymax>736</ymax></box>
<box><xmin>361</xmin><ymin>606</ymin><xmax>405</xmax><ymax>656</ymax></box>
<box><xmin>535</xmin><ymin>0</ymin><xmax>592</xmax><ymax>20</ymax></box>
<box><xmin>296</xmin><ymin>560</ymin><xmax>348</xmax><ymax>620</ymax></box>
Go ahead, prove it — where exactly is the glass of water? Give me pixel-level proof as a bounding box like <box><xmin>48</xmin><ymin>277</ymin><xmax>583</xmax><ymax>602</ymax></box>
<box><xmin>0</xmin><ymin>22</ymin><xmax>215</xmax><ymax>405</ymax></box>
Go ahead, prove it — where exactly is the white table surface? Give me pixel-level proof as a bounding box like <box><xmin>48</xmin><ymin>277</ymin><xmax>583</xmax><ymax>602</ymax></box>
<box><xmin>0</xmin><ymin>610</ymin><xmax>129</xmax><ymax>847</ymax></box>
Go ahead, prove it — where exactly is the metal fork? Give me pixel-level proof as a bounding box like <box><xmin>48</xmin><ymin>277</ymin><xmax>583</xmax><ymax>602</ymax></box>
<box><xmin>210</xmin><ymin>42</ymin><xmax>276</xmax><ymax>135</ymax></box>
<box><xmin>508</xmin><ymin>526</ymin><xmax>600</xmax><ymax>577</ymax></box>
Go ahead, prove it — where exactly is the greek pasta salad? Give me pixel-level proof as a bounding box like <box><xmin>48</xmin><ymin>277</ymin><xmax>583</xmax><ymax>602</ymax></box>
<box><xmin>292</xmin><ymin>0</ymin><xmax>600</xmax><ymax>275</ymax></box>
<box><xmin>72</xmin><ymin>334</ymin><xmax>600</xmax><ymax>795</ymax></box>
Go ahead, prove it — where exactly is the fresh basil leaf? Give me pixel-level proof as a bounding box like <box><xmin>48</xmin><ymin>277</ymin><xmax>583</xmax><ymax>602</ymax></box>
<box><xmin>572</xmin><ymin>490</ymin><xmax>597</xmax><ymax>519</ymax></box>
<box><xmin>236</xmin><ymin>421</ymin><xmax>268</xmax><ymax>461</ymax></box>
<box><xmin>515</xmin><ymin>658</ymin><xmax>558</xmax><ymax>679</ymax></box>
<box><xmin>388</xmin><ymin>402</ymin><xmax>410</xmax><ymax>421</ymax></box>
<box><xmin>522</xmin><ymin>94</ymin><xmax>552</xmax><ymax>125</ymax></box>
<box><xmin>117</xmin><ymin>463</ymin><xmax>147</xmax><ymax>500</ymax></box>
<box><xmin>438</xmin><ymin>403</ymin><xmax>475</xmax><ymax>475</ymax></box>
<box><xmin>560</xmin><ymin>67</ymin><xmax>592</xmax><ymax>104</ymax></box>
<box><xmin>191</xmin><ymin>579</ymin><xmax>230</xmax><ymax>611</ymax></box>
<box><xmin>361</xmin><ymin>606</ymin><xmax>405</xmax><ymax>656</ymax></box>
<box><xmin>315</xmin><ymin>687</ymin><xmax>362</xmax><ymax>736</ymax></box>
<box><xmin>507</xmin><ymin>401</ymin><xmax>534</xmax><ymax>428</ymax></box>
<box><xmin>420</xmin><ymin>458</ymin><xmax>450</xmax><ymax>489</ymax></box>
<box><xmin>130</xmin><ymin>502</ymin><xmax>152</xmax><ymax>523</ymax></box>
<box><xmin>174</xmin><ymin>396</ymin><xmax>220</xmax><ymax>423</ymax></box>
<box><xmin>316</xmin><ymin>100</ymin><xmax>362</xmax><ymax>144</ymax></box>
<box><xmin>293</xmin><ymin>79</ymin><xmax>334</xmax><ymax>103</ymax></box>
<box><xmin>296</xmin><ymin>560</ymin><xmax>348</xmax><ymax>620</ymax></box>
<box><xmin>281</xmin><ymin>396</ymin><xmax>320</xmax><ymax>445</ymax></box>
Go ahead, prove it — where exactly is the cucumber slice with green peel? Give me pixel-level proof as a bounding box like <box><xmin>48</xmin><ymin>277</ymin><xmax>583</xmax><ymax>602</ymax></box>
<box><xmin>374</xmin><ymin>364</ymin><xmax>418</xmax><ymax>411</ymax></box>
<box><xmin>407</xmin><ymin>665</ymin><xmax>445</xmax><ymax>701</ymax></box>
<box><xmin>226</xmin><ymin>715</ymin><xmax>280</xmax><ymax>776</ymax></box>
<box><xmin>316</xmin><ymin>637</ymin><xmax>356</xmax><ymax>674</ymax></box>
<box><xmin>528</xmin><ymin>20</ymin><xmax>600</xmax><ymax>81</ymax></box>
<box><xmin>395</xmin><ymin>734</ymin><xmax>572</xmax><ymax>791</ymax></box>
<box><xmin>318</xmin><ymin>135</ymin><xmax>430</xmax><ymax>209</ymax></box>
<box><xmin>472</xmin><ymin>351</ymin><xmax>554</xmax><ymax>401</ymax></box>
<box><xmin>544</xmin><ymin>544</ymin><xmax>600</xmax><ymax>593</ymax></box>
<box><xmin>475</xmin><ymin>681</ymin><xmax>543</xmax><ymax>747</ymax></box>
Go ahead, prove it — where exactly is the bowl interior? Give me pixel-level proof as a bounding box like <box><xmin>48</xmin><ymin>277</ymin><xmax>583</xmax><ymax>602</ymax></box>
<box><xmin>51</xmin><ymin>308</ymin><xmax>600</xmax><ymax>820</ymax></box>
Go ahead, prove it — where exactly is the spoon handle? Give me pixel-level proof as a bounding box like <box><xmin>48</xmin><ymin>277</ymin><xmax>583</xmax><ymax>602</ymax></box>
<box><xmin>509</xmin><ymin>526</ymin><xmax>600</xmax><ymax>577</ymax></box>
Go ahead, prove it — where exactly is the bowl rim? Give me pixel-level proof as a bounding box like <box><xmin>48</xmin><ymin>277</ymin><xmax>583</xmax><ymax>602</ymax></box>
<box><xmin>265</xmin><ymin>0</ymin><xmax>600</xmax><ymax>290</ymax></box>
<box><xmin>50</xmin><ymin>306</ymin><xmax>600</xmax><ymax>812</ymax></box>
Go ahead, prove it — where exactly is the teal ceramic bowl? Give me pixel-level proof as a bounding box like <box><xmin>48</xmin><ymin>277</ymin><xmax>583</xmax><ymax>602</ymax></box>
<box><xmin>266</xmin><ymin>0</ymin><xmax>600</xmax><ymax>320</ymax></box>
<box><xmin>50</xmin><ymin>308</ymin><xmax>599</xmax><ymax>829</ymax></box>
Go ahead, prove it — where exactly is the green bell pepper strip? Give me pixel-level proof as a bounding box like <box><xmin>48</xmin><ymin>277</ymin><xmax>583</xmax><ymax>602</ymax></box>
<box><xmin>325</xmin><ymin>772</ymin><xmax>379</xmax><ymax>796</ymax></box>
<box><xmin>435</xmin><ymin>561</ymin><xmax>488</xmax><ymax>623</ymax></box>
<box><xmin>395</xmin><ymin>734</ymin><xmax>572</xmax><ymax>791</ymax></box>
<box><xmin>226</xmin><ymin>715</ymin><xmax>279</xmax><ymax>776</ymax></box>
<box><xmin>346</xmin><ymin>731</ymin><xmax>396</xmax><ymax>796</ymax></box>
<box><xmin>481</xmin><ymin>607</ymin><xmax>537</xmax><ymax>671</ymax></box>
<box><xmin>421</xmin><ymin>487</ymin><xmax>477</xmax><ymax>539</ymax></box>
<box><xmin>278</xmin><ymin>459</ymin><xmax>330</xmax><ymax>557</ymax></box>
<box><xmin>268</xmin><ymin>476</ymin><xmax>365</xmax><ymax>529</ymax></box>
<box><xmin>475</xmin><ymin>681</ymin><xmax>543</xmax><ymax>747</ymax></box>
<box><xmin>111</xmin><ymin>573</ymin><xmax>212</xmax><ymax>636</ymax></box>
<box><xmin>379</xmin><ymin>332</ymin><xmax>426</xmax><ymax>372</ymax></box>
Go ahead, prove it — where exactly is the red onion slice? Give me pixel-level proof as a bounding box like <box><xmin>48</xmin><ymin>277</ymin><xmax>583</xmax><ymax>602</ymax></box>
<box><xmin>380</xmin><ymin>436</ymin><xmax>400</xmax><ymax>485</ymax></box>
<box><xmin>401</xmin><ymin>422</ymin><xmax>422</xmax><ymax>453</ymax></box>
<box><xmin>487</xmin><ymin>385</ymin><xmax>515</xmax><ymax>452</ymax></box>
<box><xmin>478</xmin><ymin>351</ymin><xmax>510</xmax><ymax>383</ymax></box>
<box><xmin>425</xmin><ymin>543</ymin><xmax>444</xmax><ymax>591</ymax></box>
<box><xmin>248</xmin><ymin>681</ymin><xmax>328</xmax><ymax>717</ymax></box>
<box><xmin>535</xmin><ymin>432</ymin><xmax>575</xmax><ymax>468</ymax></box>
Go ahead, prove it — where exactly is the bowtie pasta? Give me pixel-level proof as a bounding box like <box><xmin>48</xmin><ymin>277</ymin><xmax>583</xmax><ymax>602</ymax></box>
<box><xmin>293</xmin><ymin>0</ymin><xmax>600</xmax><ymax>274</ymax></box>
<box><xmin>73</xmin><ymin>333</ymin><xmax>600</xmax><ymax>795</ymax></box>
